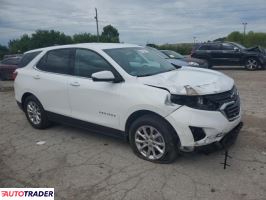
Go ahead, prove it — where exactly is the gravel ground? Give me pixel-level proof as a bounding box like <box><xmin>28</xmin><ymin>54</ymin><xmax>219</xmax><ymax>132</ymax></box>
<box><xmin>0</xmin><ymin>69</ymin><xmax>266</xmax><ymax>200</ymax></box>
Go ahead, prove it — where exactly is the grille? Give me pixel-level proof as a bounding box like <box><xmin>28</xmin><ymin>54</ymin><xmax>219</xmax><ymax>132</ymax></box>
<box><xmin>205</xmin><ymin>86</ymin><xmax>240</xmax><ymax>121</ymax></box>
<box><xmin>205</xmin><ymin>86</ymin><xmax>238</xmax><ymax>106</ymax></box>
<box><xmin>222</xmin><ymin>97</ymin><xmax>240</xmax><ymax>120</ymax></box>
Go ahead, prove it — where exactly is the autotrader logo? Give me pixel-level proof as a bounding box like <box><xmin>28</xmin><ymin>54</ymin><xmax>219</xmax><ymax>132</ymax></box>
<box><xmin>0</xmin><ymin>188</ymin><xmax>54</xmax><ymax>200</ymax></box>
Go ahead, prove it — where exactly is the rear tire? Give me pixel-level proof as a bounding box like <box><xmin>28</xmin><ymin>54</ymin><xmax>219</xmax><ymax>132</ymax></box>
<box><xmin>129</xmin><ymin>114</ymin><xmax>179</xmax><ymax>163</ymax></box>
<box><xmin>24</xmin><ymin>95</ymin><xmax>50</xmax><ymax>129</ymax></box>
<box><xmin>245</xmin><ymin>57</ymin><xmax>260</xmax><ymax>70</ymax></box>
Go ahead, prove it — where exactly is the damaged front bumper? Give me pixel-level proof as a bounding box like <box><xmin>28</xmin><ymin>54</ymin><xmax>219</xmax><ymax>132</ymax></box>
<box><xmin>194</xmin><ymin>122</ymin><xmax>243</xmax><ymax>152</ymax></box>
<box><xmin>165</xmin><ymin>105</ymin><xmax>243</xmax><ymax>152</ymax></box>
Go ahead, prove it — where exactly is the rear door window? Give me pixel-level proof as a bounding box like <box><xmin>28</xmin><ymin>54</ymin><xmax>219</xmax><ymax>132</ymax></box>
<box><xmin>18</xmin><ymin>51</ymin><xmax>41</xmax><ymax>68</ymax></box>
<box><xmin>36</xmin><ymin>49</ymin><xmax>72</xmax><ymax>75</ymax></box>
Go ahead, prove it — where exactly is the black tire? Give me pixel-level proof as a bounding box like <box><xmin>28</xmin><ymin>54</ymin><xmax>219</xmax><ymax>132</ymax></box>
<box><xmin>245</xmin><ymin>57</ymin><xmax>260</xmax><ymax>70</ymax></box>
<box><xmin>129</xmin><ymin>114</ymin><xmax>179</xmax><ymax>164</ymax></box>
<box><xmin>24</xmin><ymin>95</ymin><xmax>50</xmax><ymax>129</ymax></box>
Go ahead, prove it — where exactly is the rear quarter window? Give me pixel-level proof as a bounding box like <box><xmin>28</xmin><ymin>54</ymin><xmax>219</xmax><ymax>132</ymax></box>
<box><xmin>18</xmin><ymin>51</ymin><xmax>42</xmax><ymax>68</ymax></box>
<box><xmin>198</xmin><ymin>45</ymin><xmax>208</xmax><ymax>50</ymax></box>
<box><xmin>36</xmin><ymin>49</ymin><xmax>72</xmax><ymax>74</ymax></box>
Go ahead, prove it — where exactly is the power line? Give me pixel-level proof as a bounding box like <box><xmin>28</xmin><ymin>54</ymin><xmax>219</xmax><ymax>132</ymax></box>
<box><xmin>242</xmin><ymin>22</ymin><xmax>248</xmax><ymax>41</ymax></box>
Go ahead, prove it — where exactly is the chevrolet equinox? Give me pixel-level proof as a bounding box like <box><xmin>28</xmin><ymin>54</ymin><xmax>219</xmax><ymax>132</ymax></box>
<box><xmin>14</xmin><ymin>43</ymin><xmax>243</xmax><ymax>163</ymax></box>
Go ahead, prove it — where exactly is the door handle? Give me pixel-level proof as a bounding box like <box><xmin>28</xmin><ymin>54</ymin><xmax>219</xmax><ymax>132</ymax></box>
<box><xmin>70</xmin><ymin>82</ymin><xmax>80</xmax><ymax>87</ymax></box>
<box><xmin>33</xmin><ymin>75</ymin><xmax>40</xmax><ymax>79</ymax></box>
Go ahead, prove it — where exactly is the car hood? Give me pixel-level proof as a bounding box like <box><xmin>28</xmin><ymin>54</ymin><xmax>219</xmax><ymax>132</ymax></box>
<box><xmin>138</xmin><ymin>67</ymin><xmax>234</xmax><ymax>95</ymax></box>
<box><xmin>245</xmin><ymin>46</ymin><xmax>266</xmax><ymax>54</ymax></box>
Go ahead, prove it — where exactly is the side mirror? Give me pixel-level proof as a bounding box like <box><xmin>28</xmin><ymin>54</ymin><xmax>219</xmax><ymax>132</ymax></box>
<box><xmin>91</xmin><ymin>71</ymin><xmax>115</xmax><ymax>82</ymax></box>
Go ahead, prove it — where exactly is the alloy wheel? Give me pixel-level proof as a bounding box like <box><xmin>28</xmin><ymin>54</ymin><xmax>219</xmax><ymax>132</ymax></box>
<box><xmin>135</xmin><ymin>125</ymin><xmax>166</xmax><ymax>160</ymax></box>
<box><xmin>27</xmin><ymin>101</ymin><xmax>42</xmax><ymax>125</ymax></box>
<box><xmin>246</xmin><ymin>58</ymin><xmax>258</xmax><ymax>70</ymax></box>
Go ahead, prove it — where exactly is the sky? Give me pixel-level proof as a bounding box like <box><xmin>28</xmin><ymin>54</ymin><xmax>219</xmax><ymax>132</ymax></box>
<box><xmin>0</xmin><ymin>0</ymin><xmax>266</xmax><ymax>46</ymax></box>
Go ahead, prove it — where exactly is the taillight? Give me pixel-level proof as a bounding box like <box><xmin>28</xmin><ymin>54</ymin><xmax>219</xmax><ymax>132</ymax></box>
<box><xmin>12</xmin><ymin>71</ymin><xmax>18</xmax><ymax>80</ymax></box>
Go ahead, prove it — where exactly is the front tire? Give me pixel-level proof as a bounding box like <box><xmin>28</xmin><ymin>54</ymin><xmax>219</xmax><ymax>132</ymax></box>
<box><xmin>245</xmin><ymin>57</ymin><xmax>260</xmax><ymax>70</ymax></box>
<box><xmin>24</xmin><ymin>95</ymin><xmax>50</xmax><ymax>129</ymax></box>
<box><xmin>129</xmin><ymin>115</ymin><xmax>179</xmax><ymax>163</ymax></box>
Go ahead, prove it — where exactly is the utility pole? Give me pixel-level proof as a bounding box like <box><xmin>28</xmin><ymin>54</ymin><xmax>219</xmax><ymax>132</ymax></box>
<box><xmin>242</xmin><ymin>22</ymin><xmax>247</xmax><ymax>41</ymax></box>
<box><xmin>95</xmin><ymin>8</ymin><xmax>99</xmax><ymax>42</ymax></box>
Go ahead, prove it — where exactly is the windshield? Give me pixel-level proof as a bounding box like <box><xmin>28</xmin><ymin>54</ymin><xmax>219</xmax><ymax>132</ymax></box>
<box><xmin>162</xmin><ymin>50</ymin><xmax>184</xmax><ymax>59</ymax></box>
<box><xmin>104</xmin><ymin>47</ymin><xmax>176</xmax><ymax>77</ymax></box>
<box><xmin>145</xmin><ymin>46</ymin><xmax>169</xmax><ymax>59</ymax></box>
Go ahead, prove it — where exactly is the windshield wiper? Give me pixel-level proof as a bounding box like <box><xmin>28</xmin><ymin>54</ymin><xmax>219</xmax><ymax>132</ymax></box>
<box><xmin>137</xmin><ymin>73</ymin><xmax>159</xmax><ymax>77</ymax></box>
<box><xmin>137</xmin><ymin>68</ymin><xmax>176</xmax><ymax>77</ymax></box>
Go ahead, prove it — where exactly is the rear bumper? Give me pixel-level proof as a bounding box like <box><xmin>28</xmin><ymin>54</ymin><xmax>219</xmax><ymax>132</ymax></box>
<box><xmin>0</xmin><ymin>68</ymin><xmax>15</xmax><ymax>80</ymax></box>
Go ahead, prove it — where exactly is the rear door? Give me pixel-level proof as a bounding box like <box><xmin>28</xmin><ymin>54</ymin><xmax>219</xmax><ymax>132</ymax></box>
<box><xmin>33</xmin><ymin>48</ymin><xmax>73</xmax><ymax>116</ymax></box>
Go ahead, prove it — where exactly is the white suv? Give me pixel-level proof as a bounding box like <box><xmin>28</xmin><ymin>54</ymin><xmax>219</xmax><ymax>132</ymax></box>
<box><xmin>14</xmin><ymin>43</ymin><xmax>243</xmax><ymax>163</ymax></box>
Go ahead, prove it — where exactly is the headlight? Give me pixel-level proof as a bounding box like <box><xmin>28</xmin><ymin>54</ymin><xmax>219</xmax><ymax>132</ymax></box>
<box><xmin>170</xmin><ymin>94</ymin><xmax>218</xmax><ymax>110</ymax></box>
<box><xmin>188</xmin><ymin>61</ymin><xmax>199</xmax><ymax>66</ymax></box>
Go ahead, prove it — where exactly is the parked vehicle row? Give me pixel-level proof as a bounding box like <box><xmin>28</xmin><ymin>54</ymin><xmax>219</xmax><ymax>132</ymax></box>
<box><xmin>14</xmin><ymin>43</ymin><xmax>243</xmax><ymax>163</ymax></box>
<box><xmin>0</xmin><ymin>56</ymin><xmax>22</xmax><ymax>80</ymax></box>
<box><xmin>146</xmin><ymin>46</ymin><xmax>208</xmax><ymax>68</ymax></box>
<box><xmin>2</xmin><ymin>42</ymin><xmax>265</xmax><ymax>81</ymax></box>
<box><xmin>160</xmin><ymin>49</ymin><xmax>208</xmax><ymax>68</ymax></box>
<box><xmin>191</xmin><ymin>42</ymin><xmax>266</xmax><ymax>70</ymax></box>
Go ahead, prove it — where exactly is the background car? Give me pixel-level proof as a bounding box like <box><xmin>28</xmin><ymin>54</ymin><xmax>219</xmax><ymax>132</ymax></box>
<box><xmin>3</xmin><ymin>54</ymin><xmax>23</xmax><ymax>59</ymax></box>
<box><xmin>145</xmin><ymin>46</ymin><xmax>189</xmax><ymax>67</ymax></box>
<box><xmin>191</xmin><ymin>42</ymin><xmax>266</xmax><ymax>70</ymax></box>
<box><xmin>0</xmin><ymin>56</ymin><xmax>22</xmax><ymax>80</ymax></box>
<box><xmin>161</xmin><ymin>49</ymin><xmax>208</xmax><ymax>68</ymax></box>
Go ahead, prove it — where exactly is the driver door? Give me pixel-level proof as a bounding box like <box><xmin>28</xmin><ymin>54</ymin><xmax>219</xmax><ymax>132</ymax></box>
<box><xmin>67</xmin><ymin>48</ymin><xmax>122</xmax><ymax>129</ymax></box>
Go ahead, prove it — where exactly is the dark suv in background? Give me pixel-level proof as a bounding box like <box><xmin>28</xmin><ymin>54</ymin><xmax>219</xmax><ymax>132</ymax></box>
<box><xmin>191</xmin><ymin>42</ymin><xmax>266</xmax><ymax>70</ymax></box>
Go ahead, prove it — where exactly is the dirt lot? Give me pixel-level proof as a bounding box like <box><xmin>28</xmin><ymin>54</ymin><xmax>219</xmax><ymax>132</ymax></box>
<box><xmin>0</xmin><ymin>69</ymin><xmax>266</xmax><ymax>200</ymax></box>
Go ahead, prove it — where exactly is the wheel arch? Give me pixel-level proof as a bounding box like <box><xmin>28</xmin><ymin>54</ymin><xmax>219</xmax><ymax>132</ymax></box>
<box><xmin>124</xmin><ymin>110</ymin><xmax>180</xmax><ymax>145</ymax></box>
<box><xmin>21</xmin><ymin>92</ymin><xmax>40</xmax><ymax>110</ymax></box>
